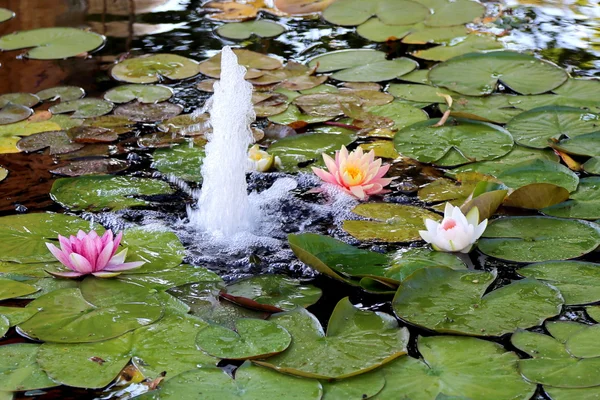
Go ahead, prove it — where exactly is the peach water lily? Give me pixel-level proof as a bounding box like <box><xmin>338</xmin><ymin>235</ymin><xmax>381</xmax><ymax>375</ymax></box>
<box><xmin>45</xmin><ymin>230</ymin><xmax>145</xmax><ymax>278</ymax></box>
<box><xmin>419</xmin><ymin>203</ymin><xmax>488</xmax><ymax>253</ymax></box>
<box><xmin>312</xmin><ymin>145</ymin><xmax>392</xmax><ymax>200</ymax></box>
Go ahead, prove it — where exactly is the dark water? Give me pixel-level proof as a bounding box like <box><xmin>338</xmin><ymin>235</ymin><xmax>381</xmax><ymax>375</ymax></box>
<box><xmin>0</xmin><ymin>0</ymin><xmax>599</xmax><ymax>399</ymax></box>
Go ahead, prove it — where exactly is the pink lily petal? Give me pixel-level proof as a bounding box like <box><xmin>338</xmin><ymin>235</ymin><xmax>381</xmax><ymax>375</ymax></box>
<box><xmin>70</xmin><ymin>253</ymin><xmax>94</xmax><ymax>274</ymax></box>
<box><xmin>112</xmin><ymin>231</ymin><xmax>123</xmax><ymax>257</ymax></box>
<box><xmin>312</xmin><ymin>167</ymin><xmax>338</xmax><ymax>185</ymax></box>
<box><xmin>103</xmin><ymin>261</ymin><xmax>145</xmax><ymax>272</ymax></box>
<box><xmin>82</xmin><ymin>236</ymin><xmax>98</xmax><ymax>270</ymax></box>
<box><xmin>58</xmin><ymin>235</ymin><xmax>73</xmax><ymax>254</ymax></box>
<box><xmin>46</xmin><ymin>242</ymin><xmax>74</xmax><ymax>270</ymax></box>
<box><xmin>107</xmin><ymin>248</ymin><xmax>128</xmax><ymax>266</ymax></box>
<box><xmin>349</xmin><ymin>185</ymin><xmax>367</xmax><ymax>200</ymax></box>
<box><xmin>76</xmin><ymin>230</ymin><xmax>86</xmax><ymax>240</ymax></box>
<box><xmin>95</xmin><ymin>241</ymin><xmax>114</xmax><ymax>270</ymax></box>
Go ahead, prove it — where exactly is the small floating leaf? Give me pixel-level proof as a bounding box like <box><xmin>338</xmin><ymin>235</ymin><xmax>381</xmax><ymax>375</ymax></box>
<box><xmin>216</xmin><ymin>20</ymin><xmax>285</xmax><ymax>39</ymax></box>
<box><xmin>17</xmin><ymin>130</ymin><xmax>84</xmax><ymax>155</ymax></box>
<box><xmin>198</xmin><ymin>49</ymin><xmax>282</xmax><ymax>79</ymax></box>
<box><xmin>113</xmin><ymin>101</ymin><xmax>183</xmax><ymax>122</ymax></box>
<box><xmin>49</xmin><ymin>98</ymin><xmax>114</xmax><ymax>119</ymax></box>
<box><xmin>0</xmin><ymin>8</ymin><xmax>15</xmax><ymax>22</ymax></box>
<box><xmin>497</xmin><ymin>159</ymin><xmax>579</xmax><ymax>192</ymax></box>
<box><xmin>0</xmin><ymin>93</ymin><xmax>39</xmax><ymax>108</ymax></box>
<box><xmin>0</xmin><ymin>103</ymin><xmax>33</xmax><ymax>125</ymax></box>
<box><xmin>36</xmin><ymin>86</ymin><xmax>85</xmax><ymax>102</ymax></box>
<box><xmin>153</xmin><ymin>142</ymin><xmax>205</xmax><ymax>181</ymax></box>
<box><xmin>50</xmin><ymin>158</ymin><xmax>130</xmax><ymax>177</ymax></box>
<box><xmin>413</xmin><ymin>34</ymin><xmax>502</xmax><ymax>61</ymax></box>
<box><xmin>0</xmin><ymin>278</ymin><xmax>38</xmax><ymax>301</ymax></box>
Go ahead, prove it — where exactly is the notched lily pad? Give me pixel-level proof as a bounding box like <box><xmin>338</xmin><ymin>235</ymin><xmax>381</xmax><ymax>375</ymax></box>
<box><xmin>17</xmin><ymin>130</ymin><xmax>85</xmax><ymax>155</ymax></box>
<box><xmin>216</xmin><ymin>20</ymin><xmax>286</xmax><ymax>39</ymax></box>
<box><xmin>36</xmin><ymin>86</ymin><xmax>85</xmax><ymax>102</ymax></box>
<box><xmin>50</xmin><ymin>158</ymin><xmax>130</xmax><ymax>177</ymax></box>
<box><xmin>111</xmin><ymin>54</ymin><xmax>200</xmax><ymax>83</ymax></box>
<box><xmin>0</xmin><ymin>344</ymin><xmax>57</xmax><ymax>391</ymax></box>
<box><xmin>323</xmin><ymin>0</ymin><xmax>430</xmax><ymax>26</ymax></box>
<box><xmin>49</xmin><ymin>98</ymin><xmax>114</xmax><ymax>119</ymax></box>
<box><xmin>0</xmin><ymin>93</ymin><xmax>40</xmax><ymax>108</ymax></box>
<box><xmin>198</xmin><ymin>49</ymin><xmax>282</xmax><ymax>79</ymax></box>
<box><xmin>543</xmin><ymin>177</ymin><xmax>600</xmax><ymax>220</ymax></box>
<box><xmin>104</xmin><ymin>84</ymin><xmax>174</xmax><ymax>104</ymax></box>
<box><xmin>113</xmin><ymin>101</ymin><xmax>183</xmax><ymax>122</ymax></box>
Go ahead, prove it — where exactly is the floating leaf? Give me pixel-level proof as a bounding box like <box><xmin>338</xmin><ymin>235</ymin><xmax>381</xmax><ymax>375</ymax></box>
<box><xmin>17</xmin><ymin>130</ymin><xmax>84</xmax><ymax>155</ymax></box>
<box><xmin>0</xmin><ymin>93</ymin><xmax>40</xmax><ymax>108</ymax></box>
<box><xmin>0</xmin><ymin>278</ymin><xmax>38</xmax><ymax>301</ymax></box>
<box><xmin>0</xmin><ymin>316</ymin><xmax>8</xmax><ymax>338</ymax></box>
<box><xmin>198</xmin><ymin>49</ymin><xmax>282</xmax><ymax>79</ymax></box>
<box><xmin>255</xmin><ymin>297</ymin><xmax>409</xmax><ymax>379</ymax></box>
<box><xmin>322</xmin><ymin>369</ymin><xmax>385</xmax><ymax>399</ymax></box>
<box><xmin>50</xmin><ymin>175</ymin><xmax>174</xmax><ymax>211</ymax></box>
<box><xmin>343</xmin><ymin>203</ymin><xmax>440</xmax><ymax>242</ymax></box>
<box><xmin>118</xmin><ymin>227</ymin><xmax>185</xmax><ymax>274</ymax></box>
<box><xmin>0</xmin><ymin>166</ymin><xmax>7</xmax><ymax>182</ymax></box>
<box><xmin>323</xmin><ymin>0</ymin><xmax>430</xmax><ymax>26</ymax></box>
<box><xmin>120</xmin><ymin>264</ymin><xmax>221</xmax><ymax>291</ymax></box>
<box><xmin>508</xmin><ymin>78</ymin><xmax>600</xmax><ymax>111</ymax></box>
<box><xmin>268</xmin><ymin>104</ymin><xmax>333</xmax><ymax>127</ymax></box>
<box><xmin>0</xmin><ymin>213</ymin><xmax>100</xmax><ymax>263</ymax></box>
<box><xmin>104</xmin><ymin>84</ymin><xmax>173</xmax><ymax>104</ymax></box>
<box><xmin>294</xmin><ymin>91</ymin><xmax>393</xmax><ymax>117</ymax></box>
<box><xmin>0</xmin><ymin>8</ymin><xmax>14</xmax><ymax>22</ymax></box>
<box><xmin>49</xmin><ymin>98</ymin><xmax>113</xmax><ymax>119</ymax></box>
<box><xmin>223</xmin><ymin>275</ymin><xmax>322</xmax><ymax>311</ymax></box>
<box><xmin>0</xmin><ymin>344</ymin><xmax>57</xmax><ymax>391</ymax></box>
<box><xmin>367</xmin><ymin>100</ymin><xmax>428</xmax><ymax>129</ymax></box>
<box><xmin>543</xmin><ymin>177</ymin><xmax>600</xmax><ymax>219</ymax></box>
<box><xmin>0</xmin><ymin>103</ymin><xmax>33</xmax><ymax>125</ymax></box>
<box><xmin>372</xmin><ymin>336</ymin><xmax>535</xmax><ymax>399</ymax></box>
<box><xmin>356</xmin><ymin>19</ymin><xmax>466</xmax><ymax>43</ymax></box>
<box><xmin>0</xmin><ymin>27</ymin><xmax>104</xmax><ymax>59</ymax></box>
<box><xmin>0</xmin><ymin>307</ymin><xmax>38</xmax><ymax>326</ymax></box>
<box><xmin>111</xmin><ymin>54</ymin><xmax>200</xmax><ymax>83</ymax></box>
<box><xmin>114</xmin><ymin>101</ymin><xmax>183</xmax><ymax>122</ymax></box>
<box><xmin>216</xmin><ymin>20</ymin><xmax>285</xmax><ymax>39</ymax></box>
<box><xmin>441</xmin><ymin>94</ymin><xmax>523</xmax><ymax>124</ymax></box>
<box><xmin>429</xmin><ymin>51</ymin><xmax>568</xmax><ymax>96</ymax></box>
<box><xmin>393</xmin><ymin>267</ymin><xmax>563</xmax><ymax>336</ymax></box>
<box><xmin>503</xmin><ymin>183</ymin><xmax>570</xmax><ymax>210</ymax></box>
<box><xmin>274</xmin><ymin>0</ymin><xmax>336</xmax><ymax>14</ymax></box>
<box><xmin>479</xmin><ymin>216</ymin><xmax>600</xmax><ymax>262</ymax></box>
<box><xmin>394</xmin><ymin>118</ymin><xmax>513</xmax><ymax>166</ymax></box>
<box><xmin>387</xmin><ymin>247</ymin><xmax>467</xmax><ymax>282</ymax></box>
<box><xmin>518</xmin><ymin>261</ymin><xmax>600</xmax><ymax>305</ymax></box>
<box><xmin>413</xmin><ymin>34</ymin><xmax>502</xmax><ymax>61</ymax></box>
<box><xmin>50</xmin><ymin>158</ymin><xmax>129</xmax><ymax>177</ymax></box>
<box><xmin>36</xmin><ymin>86</ymin><xmax>85</xmax><ymax>102</ymax></box>
<box><xmin>153</xmin><ymin>142</ymin><xmax>205</xmax><ymax>181</ymax></box>
<box><xmin>497</xmin><ymin>159</ymin><xmax>579</xmax><ymax>192</ymax></box>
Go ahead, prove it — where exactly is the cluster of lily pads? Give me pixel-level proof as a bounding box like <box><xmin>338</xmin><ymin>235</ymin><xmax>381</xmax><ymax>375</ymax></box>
<box><xmin>0</xmin><ymin>0</ymin><xmax>600</xmax><ymax>399</ymax></box>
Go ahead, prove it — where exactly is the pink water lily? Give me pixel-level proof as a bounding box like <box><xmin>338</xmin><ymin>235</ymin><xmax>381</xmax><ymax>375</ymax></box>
<box><xmin>45</xmin><ymin>230</ymin><xmax>144</xmax><ymax>279</ymax></box>
<box><xmin>312</xmin><ymin>145</ymin><xmax>393</xmax><ymax>200</ymax></box>
<box><xmin>419</xmin><ymin>203</ymin><xmax>488</xmax><ymax>253</ymax></box>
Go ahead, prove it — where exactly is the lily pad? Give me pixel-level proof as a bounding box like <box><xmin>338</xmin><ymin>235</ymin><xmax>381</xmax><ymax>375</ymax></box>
<box><xmin>0</xmin><ymin>103</ymin><xmax>33</xmax><ymax>125</ymax></box>
<box><xmin>152</xmin><ymin>142</ymin><xmax>205</xmax><ymax>181</ymax></box>
<box><xmin>198</xmin><ymin>49</ymin><xmax>282</xmax><ymax>79</ymax></box>
<box><xmin>17</xmin><ymin>130</ymin><xmax>84</xmax><ymax>155</ymax></box>
<box><xmin>506</xmin><ymin>106</ymin><xmax>600</xmax><ymax>149</ymax></box>
<box><xmin>387</xmin><ymin>247</ymin><xmax>467</xmax><ymax>282</ymax></box>
<box><xmin>255</xmin><ymin>297</ymin><xmax>409</xmax><ymax>379</ymax></box>
<box><xmin>120</xmin><ymin>264</ymin><xmax>221</xmax><ymax>291</ymax></box>
<box><xmin>111</xmin><ymin>54</ymin><xmax>200</xmax><ymax>83</ymax></box>
<box><xmin>418</xmin><ymin>0</ymin><xmax>486</xmax><ymax>26</ymax></box>
<box><xmin>497</xmin><ymin>159</ymin><xmax>579</xmax><ymax>192</ymax></box>
<box><xmin>223</xmin><ymin>275</ymin><xmax>322</xmax><ymax>311</ymax></box>
<box><xmin>196</xmin><ymin>318</ymin><xmax>291</xmax><ymax>359</ymax></box>
<box><xmin>0</xmin><ymin>93</ymin><xmax>40</xmax><ymax>108</ymax></box>
<box><xmin>479</xmin><ymin>216</ymin><xmax>600</xmax><ymax>262</ymax></box>
<box><xmin>356</xmin><ymin>19</ymin><xmax>466</xmax><ymax>43</ymax></box>
<box><xmin>552</xmin><ymin>131</ymin><xmax>600</xmax><ymax>158</ymax></box>
<box><xmin>114</xmin><ymin>101</ymin><xmax>183</xmax><ymax>122</ymax></box>
<box><xmin>50</xmin><ymin>175</ymin><xmax>174</xmax><ymax>211</ymax></box>
<box><xmin>440</xmin><ymin>94</ymin><xmax>523</xmax><ymax>124</ymax></box>
<box><xmin>392</xmin><ymin>267</ymin><xmax>563</xmax><ymax>336</ymax></box>
<box><xmin>49</xmin><ymin>98</ymin><xmax>114</xmax><ymax>119</ymax></box>
<box><xmin>0</xmin><ymin>213</ymin><xmax>100</xmax><ymax>263</ymax></box>
<box><xmin>518</xmin><ymin>261</ymin><xmax>600</xmax><ymax>305</ymax></box>
<box><xmin>0</xmin><ymin>278</ymin><xmax>38</xmax><ymax>301</ymax></box>
<box><xmin>0</xmin><ymin>316</ymin><xmax>8</xmax><ymax>338</ymax></box>
<box><xmin>323</xmin><ymin>0</ymin><xmax>430</xmax><ymax>26</ymax></box>
<box><xmin>367</xmin><ymin>101</ymin><xmax>428</xmax><ymax>129</ymax></box>
<box><xmin>118</xmin><ymin>227</ymin><xmax>185</xmax><ymax>274</ymax></box>
<box><xmin>343</xmin><ymin>203</ymin><xmax>440</xmax><ymax>242</ymax></box>
<box><xmin>372</xmin><ymin>336</ymin><xmax>536</xmax><ymax>400</ymax></box>
<box><xmin>268</xmin><ymin>104</ymin><xmax>333</xmax><ymax>127</ymax></box>
<box><xmin>507</xmin><ymin>78</ymin><xmax>600</xmax><ymax>110</ymax></box>
<box><xmin>414</xmin><ymin>34</ymin><xmax>503</xmax><ymax>61</ymax></box>
<box><xmin>0</xmin><ymin>8</ymin><xmax>14</xmax><ymax>22</ymax></box>
<box><xmin>0</xmin><ymin>27</ymin><xmax>104</xmax><ymax>59</ymax></box>
<box><xmin>0</xmin><ymin>307</ymin><xmax>38</xmax><ymax>326</ymax></box>
<box><xmin>0</xmin><ymin>344</ymin><xmax>57</xmax><ymax>391</ymax></box>
<box><xmin>137</xmin><ymin>363</ymin><xmax>322</xmax><ymax>400</ymax></box>
<box><xmin>217</xmin><ymin>20</ymin><xmax>285</xmax><ymax>39</ymax></box>
<box><xmin>503</xmin><ymin>183</ymin><xmax>570</xmax><ymax>210</ymax></box>
<box><xmin>104</xmin><ymin>84</ymin><xmax>173</xmax><ymax>104</ymax></box>
<box><xmin>36</xmin><ymin>86</ymin><xmax>85</xmax><ymax>102</ymax></box>
<box><xmin>50</xmin><ymin>158</ymin><xmax>130</xmax><ymax>177</ymax></box>
<box><xmin>543</xmin><ymin>177</ymin><xmax>600</xmax><ymax>219</ymax></box>
<box><xmin>428</xmin><ymin>51</ymin><xmax>568</xmax><ymax>96</ymax></box>
<box><xmin>322</xmin><ymin>369</ymin><xmax>385</xmax><ymax>399</ymax></box>
<box><xmin>393</xmin><ymin>118</ymin><xmax>514</xmax><ymax>166</ymax></box>
<box><xmin>294</xmin><ymin>91</ymin><xmax>393</xmax><ymax>116</ymax></box>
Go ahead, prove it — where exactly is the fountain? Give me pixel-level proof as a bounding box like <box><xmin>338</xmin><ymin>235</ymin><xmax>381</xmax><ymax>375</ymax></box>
<box><xmin>187</xmin><ymin>46</ymin><xmax>257</xmax><ymax>237</ymax></box>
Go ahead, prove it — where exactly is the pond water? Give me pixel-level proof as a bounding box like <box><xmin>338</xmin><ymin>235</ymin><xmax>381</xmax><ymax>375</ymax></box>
<box><xmin>0</xmin><ymin>0</ymin><xmax>600</xmax><ymax>399</ymax></box>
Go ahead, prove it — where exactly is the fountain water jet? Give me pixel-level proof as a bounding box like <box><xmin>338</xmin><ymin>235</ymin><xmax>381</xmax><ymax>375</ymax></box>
<box><xmin>188</xmin><ymin>46</ymin><xmax>256</xmax><ymax>237</ymax></box>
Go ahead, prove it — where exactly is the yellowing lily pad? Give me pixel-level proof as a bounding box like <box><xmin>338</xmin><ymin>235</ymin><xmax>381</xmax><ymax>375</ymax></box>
<box><xmin>543</xmin><ymin>177</ymin><xmax>600</xmax><ymax>220</ymax></box>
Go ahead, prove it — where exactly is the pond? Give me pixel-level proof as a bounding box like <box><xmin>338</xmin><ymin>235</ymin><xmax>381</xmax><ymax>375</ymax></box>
<box><xmin>0</xmin><ymin>0</ymin><xmax>599</xmax><ymax>399</ymax></box>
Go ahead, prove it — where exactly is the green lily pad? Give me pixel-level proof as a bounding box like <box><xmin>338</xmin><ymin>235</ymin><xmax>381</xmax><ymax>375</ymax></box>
<box><xmin>111</xmin><ymin>54</ymin><xmax>200</xmax><ymax>83</ymax></box>
<box><xmin>367</xmin><ymin>100</ymin><xmax>428</xmax><ymax>129</ymax></box>
<box><xmin>503</xmin><ymin>183</ymin><xmax>570</xmax><ymax>210</ymax></box>
<box><xmin>268</xmin><ymin>128</ymin><xmax>356</xmax><ymax>172</ymax></box>
<box><xmin>393</xmin><ymin>267</ymin><xmax>563</xmax><ymax>336</ymax></box>
<box><xmin>429</xmin><ymin>51</ymin><xmax>568</xmax><ymax>96</ymax></box>
<box><xmin>508</xmin><ymin>78</ymin><xmax>600</xmax><ymax>111</ymax></box>
<box><xmin>0</xmin><ymin>278</ymin><xmax>38</xmax><ymax>301</ymax></box>
<box><xmin>372</xmin><ymin>336</ymin><xmax>536</xmax><ymax>399</ymax></box>
<box><xmin>152</xmin><ymin>142</ymin><xmax>205</xmax><ymax>181</ymax></box>
<box><xmin>387</xmin><ymin>247</ymin><xmax>467</xmax><ymax>282</ymax></box>
<box><xmin>512</xmin><ymin>322</ymin><xmax>600</xmax><ymax>388</ymax></box>
<box><xmin>479</xmin><ymin>216</ymin><xmax>600</xmax><ymax>262</ymax></box>
<box><xmin>50</xmin><ymin>175</ymin><xmax>174</xmax><ymax>211</ymax></box>
<box><xmin>36</xmin><ymin>86</ymin><xmax>85</xmax><ymax>102</ymax></box>
<box><xmin>293</xmin><ymin>91</ymin><xmax>393</xmax><ymax>117</ymax></box>
<box><xmin>552</xmin><ymin>131</ymin><xmax>600</xmax><ymax>158</ymax></box>
<box><xmin>18</xmin><ymin>286</ymin><xmax>163</xmax><ymax>343</ymax></box>
<box><xmin>506</xmin><ymin>106</ymin><xmax>600</xmax><ymax>149</ymax></box>
<box><xmin>583</xmin><ymin>157</ymin><xmax>600</xmax><ymax>175</ymax></box>
<box><xmin>119</xmin><ymin>227</ymin><xmax>185</xmax><ymax>274</ymax></box>
<box><xmin>0</xmin><ymin>166</ymin><xmax>7</xmax><ymax>181</ymax></box>
<box><xmin>0</xmin><ymin>27</ymin><xmax>104</xmax><ymax>59</ymax></box>
<box><xmin>418</xmin><ymin>0</ymin><xmax>486</xmax><ymax>26</ymax></box>
<box><xmin>255</xmin><ymin>297</ymin><xmax>409</xmax><ymax>379</ymax></box>
<box><xmin>17</xmin><ymin>130</ymin><xmax>84</xmax><ymax>155</ymax></box>
<box><xmin>357</xmin><ymin>19</ymin><xmax>468</xmax><ymax>43</ymax></box>
<box><xmin>223</xmin><ymin>275</ymin><xmax>322</xmax><ymax>312</ymax></box>
<box><xmin>49</xmin><ymin>98</ymin><xmax>113</xmax><ymax>119</ymax></box>
<box><xmin>0</xmin><ymin>307</ymin><xmax>38</xmax><ymax>326</ymax></box>
<box><xmin>343</xmin><ymin>203</ymin><xmax>440</xmax><ymax>242</ymax></box>
<box><xmin>322</xmin><ymin>369</ymin><xmax>385</xmax><ymax>399</ymax></box>
<box><xmin>323</xmin><ymin>0</ymin><xmax>430</xmax><ymax>26</ymax></box>
<box><xmin>137</xmin><ymin>363</ymin><xmax>322</xmax><ymax>400</ymax></box>
<box><xmin>545</xmin><ymin>387</ymin><xmax>600</xmax><ymax>399</ymax></box>
<box><xmin>0</xmin><ymin>315</ymin><xmax>8</xmax><ymax>338</ymax></box>
<box><xmin>0</xmin><ymin>103</ymin><xmax>33</xmax><ymax>125</ymax></box>
<box><xmin>497</xmin><ymin>159</ymin><xmax>579</xmax><ymax>192</ymax></box>
<box><xmin>387</xmin><ymin>83</ymin><xmax>456</xmax><ymax>105</ymax></box>
<box><xmin>441</xmin><ymin>94</ymin><xmax>523</xmax><ymax>124</ymax></box>
<box><xmin>120</xmin><ymin>264</ymin><xmax>220</xmax><ymax>291</ymax></box>
<box><xmin>198</xmin><ymin>49</ymin><xmax>282</xmax><ymax>79</ymax></box>
<box><xmin>114</xmin><ymin>101</ymin><xmax>183</xmax><ymax>122</ymax></box>
<box><xmin>0</xmin><ymin>93</ymin><xmax>40</xmax><ymax>108</ymax></box>
<box><xmin>104</xmin><ymin>84</ymin><xmax>173</xmax><ymax>104</ymax></box>
<box><xmin>543</xmin><ymin>177</ymin><xmax>600</xmax><ymax>219</ymax></box>
<box><xmin>216</xmin><ymin>20</ymin><xmax>285</xmax><ymax>39</ymax></box>
<box><xmin>50</xmin><ymin>158</ymin><xmax>130</xmax><ymax>177</ymax></box>
<box><xmin>309</xmin><ymin>50</ymin><xmax>387</xmax><ymax>73</ymax></box>
<box><xmin>393</xmin><ymin>118</ymin><xmax>514</xmax><ymax>166</ymax></box>
<box><xmin>0</xmin><ymin>213</ymin><xmax>101</xmax><ymax>263</ymax></box>
<box><xmin>268</xmin><ymin>104</ymin><xmax>333</xmax><ymax>126</ymax></box>
<box><xmin>37</xmin><ymin>313</ymin><xmax>217</xmax><ymax>388</ymax></box>
<box><xmin>518</xmin><ymin>261</ymin><xmax>600</xmax><ymax>305</ymax></box>
<box><xmin>414</xmin><ymin>34</ymin><xmax>503</xmax><ymax>61</ymax></box>
<box><xmin>0</xmin><ymin>8</ymin><xmax>14</xmax><ymax>22</ymax></box>
<box><xmin>0</xmin><ymin>344</ymin><xmax>57</xmax><ymax>391</ymax></box>
<box><xmin>196</xmin><ymin>318</ymin><xmax>291</xmax><ymax>359</ymax></box>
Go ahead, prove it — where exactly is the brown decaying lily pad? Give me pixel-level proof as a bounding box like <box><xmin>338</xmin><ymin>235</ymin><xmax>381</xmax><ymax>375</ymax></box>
<box><xmin>50</xmin><ymin>159</ymin><xmax>130</xmax><ymax>177</ymax></box>
<box><xmin>17</xmin><ymin>131</ymin><xmax>84</xmax><ymax>155</ymax></box>
<box><xmin>274</xmin><ymin>0</ymin><xmax>336</xmax><ymax>14</ymax></box>
<box><xmin>204</xmin><ymin>0</ymin><xmax>286</xmax><ymax>21</ymax></box>
<box><xmin>68</xmin><ymin>126</ymin><xmax>119</xmax><ymax>143</ymax></box>
<box><xmin>113</xmin><ymin>101</ymin><xmax>183</xmax><ymax>122</ymax></box>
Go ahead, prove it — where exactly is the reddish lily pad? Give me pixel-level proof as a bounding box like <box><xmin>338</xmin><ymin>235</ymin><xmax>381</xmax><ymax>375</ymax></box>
<box><xmin>50</xmin><ymin>159</ymin><xmax>130</xmax><ymax>177</ymax></box>
<box><xmin>113</xmin><ymin>101</ymin><xmax>183</xmax><ymax>122</ymax></box>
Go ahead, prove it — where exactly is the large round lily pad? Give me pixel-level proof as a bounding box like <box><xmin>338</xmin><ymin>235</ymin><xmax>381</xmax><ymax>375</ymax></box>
<box><xmin>0</xmin><ymin>27</ymin><xmax>104</xmax><ymax>59</ymax></box>
<box><xmin>518</xmin><ymin>261</ymin><xmax>600</xmax><ymax>305</ymax></box>
<box><xmin>543</xmin><ymin>177</ymin><xmax>600</xmax><ymax>219</ymax></box>
<box><xmin>216</xmin><ymin>20</ymin><xmax>285</xmax><ymax>39</ymax></box>
<box><xmin>137</xmin><ymin>363</ymin><xmax>322</xmax><ymax>400</ymax></box>
<box><xmin>497</xmin><ymin>159</ymin><xmax>579</xmax><ymax>192</ymax></box>
<box><xmin>50</xmin><ymin>175</ymin><xmax>174</xmax><ymax>211</ymax></box>
<box><xmin>479</xmin><ymin>216</ymin><xmax>600</xmax><ymax>262</ymax></box>
<box><xmin>343</xmin><ymin>203</ymin><xmax>440</xmax><ymax>243</ymax></box>
<box><xmin>428</xmin><ymin>51</ymin><xmax>568</xmax><ymax>96</ymax></box>
<box><xmin>323</xmin><ymin>0</ymin><xmax>430</xmax><ymax>26</ymax></box>
<box><xmin>0</xmin><ymin>344</ymin><xmax>57</xmax><ymax>391</ymax></box>
<box><xmin>372</xmin><ymin>335</ymin><xmax>536</xmax><ymax>400</ymax></box>
<box><xmin>505</xmin><ymin>106</ymin><xmax>600</xmax><ymax>149</ymax></box>
<box><xmin>0</xmin><ymin>213</ymin><xmax>101</xmax><ymax>263</ymax></box>
<box><xmin>394</xmin><ymin>118</ymin><xmax>514</xmax><ymax>166</ymax></box>
<box><xmin>104</xmin><ymin>84</ymin><xmax>173</xmax><ymax>104</ymax></box>
<box><xmin>152</xmin><ymin>142</ymin><xmax>205</xmax><ymax>181</ymax></box>
<box><xmin>393</xmin><ymin>267</ymin><xmax>563</xmax><ymax>336</ymax></box>
<box><xmin>118</xmin><ymin>227</ymin><xmax>185</xmax><ymax>274</ymax></box>
<box><xmin>111</xmin><ymin>54</ymin><xmax>200</xmax><ymax>83</ymax></box>
<box><xmin>254</xmin><ymin>297</ymin><xmax>409</xmax><ymax>379</ymax></box>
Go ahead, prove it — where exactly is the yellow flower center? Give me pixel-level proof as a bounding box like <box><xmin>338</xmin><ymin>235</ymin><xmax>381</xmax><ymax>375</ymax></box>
<box><xmin>343</xmin><ymin>164</ymin><xmax>365</xmax><ymax>185</ymax></box>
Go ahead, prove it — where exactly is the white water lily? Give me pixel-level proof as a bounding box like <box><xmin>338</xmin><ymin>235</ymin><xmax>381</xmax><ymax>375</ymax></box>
<box><xmin>419</xmin><ymin>203</ymin><xmax>488</xmax><ymax>253</ymax></box>
<box><xmin>248</xmin><ymin>145</ymin><xmax>281</xmax><ymax>172</ymax></box>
